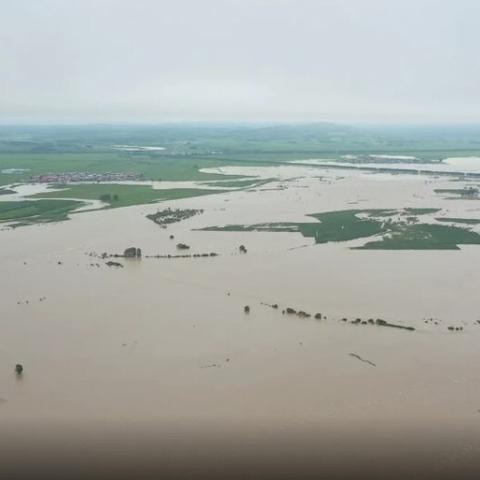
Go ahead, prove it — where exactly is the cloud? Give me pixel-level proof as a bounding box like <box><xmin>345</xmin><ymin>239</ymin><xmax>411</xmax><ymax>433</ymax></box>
<box><xmin>1</xmin><ymin>0</ymin><xmax>479</xmax><ymax>123</ymax></box>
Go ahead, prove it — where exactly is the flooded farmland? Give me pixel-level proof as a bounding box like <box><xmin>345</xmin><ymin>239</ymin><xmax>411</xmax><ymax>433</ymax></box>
<box><xmin>2</xmin><ymin>163</ymin><xmax>480</xmax><ymax>478</ymax></box>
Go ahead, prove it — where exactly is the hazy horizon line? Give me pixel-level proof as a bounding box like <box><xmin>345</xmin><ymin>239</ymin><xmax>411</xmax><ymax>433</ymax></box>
<box><xmin>2</xmin><ymin>120</ymin><xmax>480</xmax><ymax>129</ymax></box>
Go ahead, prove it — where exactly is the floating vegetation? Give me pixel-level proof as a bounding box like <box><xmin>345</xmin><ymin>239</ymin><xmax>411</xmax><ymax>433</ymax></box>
<box><xmin>146</xmin><ymin>207</ymin><xmax>203</xmax><ymax>227</ymax></box>
<box><xmin>201</xmin><ymin>208</ymin><xmax>480</xmax><ymax>250</ymax></box>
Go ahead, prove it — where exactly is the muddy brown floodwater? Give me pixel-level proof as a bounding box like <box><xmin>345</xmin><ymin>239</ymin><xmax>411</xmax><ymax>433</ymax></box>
<box><xmin>1</xmin><ymin>165</ymin><xmax>480</xmax><ymax>478</ymax></box>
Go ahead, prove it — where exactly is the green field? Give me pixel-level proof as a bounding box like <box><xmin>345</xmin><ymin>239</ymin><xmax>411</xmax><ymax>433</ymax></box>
<box><xmin>2</xmin><ymin>124</ymin><xmax>480</xmax><ymax>227</ymax></box>
<box><xmin>201</xmin><ymin>210</ymin><xmax>385</xmax><ymax>243</ymax></box>
<box><xmin>201</xmin><ymin>208</ymin><xmax>480</xmax><ymax>250</ymax></box>
<box><xmin>2</xmin><ymin>124</ymin><xmax>480</xmax><ymax>187</ymax></box>
<box><xmin>4</xmin><ymin>124</ymin><xmax>480</xmax><ymax>157</ymax></box>
<box><xmin>0</xmin><ymin>152</ymin><xmax>248</xmax><ymax>187</ymax></box>
<box><xmin>30</xmin><ymin>184</ymin><xmax>230</xmax><ymax>209</ymax></box>
<box><xmin>0</xmin><ymin>199</ymin><xmax>83</xmax><ymax>225</ymax></box>
<box><xmin>357</xmin><ymin>223</ymin><xmax>480</xmax><ymax>250</ymax></box>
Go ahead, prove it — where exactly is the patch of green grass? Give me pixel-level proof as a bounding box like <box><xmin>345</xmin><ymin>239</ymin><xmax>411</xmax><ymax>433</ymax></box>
<box><xmin>202</xmin><ymin>209</ymin><xmax>386</xmax><ymax>243</ymax></box>
<box><xmin>305</xmin><ymin>210</ymin><xmax>386</xmax><ymax>243</ymax></box>
<box><xmin>202</xmin><ymin>208</ymin><xmax>480</xmax><ymax>250</ymax></box>
<box><xmin>0</xmin><ymin>199</ymin><xmax>83</xmax><ymax>225</ymax></box>
<box><xmin>3</xmin><ymin>124</ymin><xmax>480</xmax><ymax>188</ymax></box>
<box><xmin>2</xmin><ymin>125</ymin><xmax>480</xmax><ymax>184</ymax></box>
<box><xmin>0</xmin><ymin>152</ymin><xmax>247</xmax><ymax>186</ymax></box>
<box><xmin>29</xmin><ymin>183</ymin><xmax>229</xmax><ymax>209</ymax></box>
<box><xmin>356</xmin><ymin>224</ymin><xmax>480</xmax><ymax>250</ymax></box>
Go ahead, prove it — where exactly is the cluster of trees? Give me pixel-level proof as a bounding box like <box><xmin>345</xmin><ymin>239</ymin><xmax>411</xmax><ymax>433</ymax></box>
<box><xmin>146</xmin><ymin>208</ymin><xmax>203</xmax><ymax>226</ymax></box>
<box><xmin>99</xmin><ymin>193</ymin><xmax>119</xmax><ymax>202</ymax></box>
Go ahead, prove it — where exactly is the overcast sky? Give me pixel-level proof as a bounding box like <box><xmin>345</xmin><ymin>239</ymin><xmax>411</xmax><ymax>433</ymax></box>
<box><xmin>1</xmin><ymin>0</ymin><xmax>479</xmax><ymax>124</ymax></box>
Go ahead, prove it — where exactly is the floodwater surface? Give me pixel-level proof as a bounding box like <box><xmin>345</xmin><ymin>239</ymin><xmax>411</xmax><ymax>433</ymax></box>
<box><xmin>1</xmin><ymin>165</ymin><xmax>480</xmax><ymax>477</ymax></box>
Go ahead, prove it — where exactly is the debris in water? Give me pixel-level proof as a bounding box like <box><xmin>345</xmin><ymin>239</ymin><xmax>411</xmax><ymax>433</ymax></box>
<box><xmin>105</xmin><ymin>261</ymin><xmax>124</xmax><ymax>268</ymax></box>
<box><xmin>200</xmin><ymin>363</ymin><xmax>220</xmax><ymax>369</ymax></box>
<box><xmin>349</xmin><ymin>353</ymin><xmax>376</xmax><ymax>367</ymax></box>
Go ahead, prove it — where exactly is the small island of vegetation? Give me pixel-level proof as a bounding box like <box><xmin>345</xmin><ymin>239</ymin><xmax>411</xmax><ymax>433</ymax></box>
<box><xmin>200</xmin><ymin>208</ymin><xmax>480</xmax><ymax>250</ymax></box>
<box><xmin>146</xmin><ymin>207</ymin><xmax>203</xmax><ymax>227</ymax></box>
